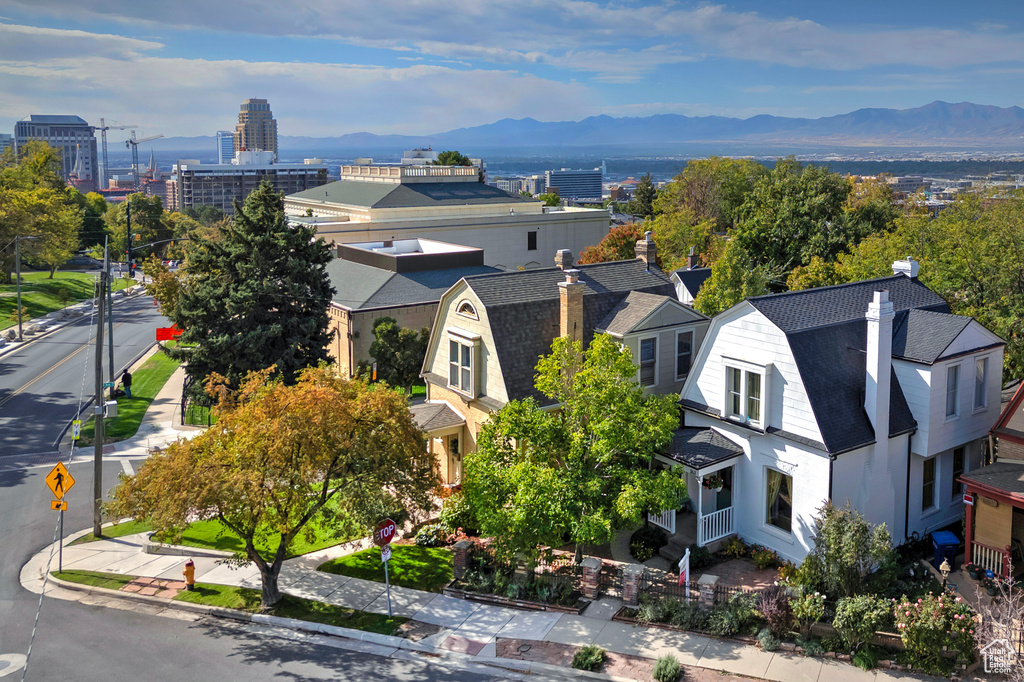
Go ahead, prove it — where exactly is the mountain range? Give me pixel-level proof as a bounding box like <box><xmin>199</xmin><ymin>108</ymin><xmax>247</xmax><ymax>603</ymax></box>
<box><xmin>149</xmin><ymin>101</ymin><xmax>1024</xmax><ymax>154</ymax></box>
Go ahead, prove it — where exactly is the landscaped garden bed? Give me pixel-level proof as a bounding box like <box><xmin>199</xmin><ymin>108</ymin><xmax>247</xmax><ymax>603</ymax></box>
<box><xmin>443</xmin><ymin>581</ymin><xmax>589</xmax><ymax>614</ymax></box>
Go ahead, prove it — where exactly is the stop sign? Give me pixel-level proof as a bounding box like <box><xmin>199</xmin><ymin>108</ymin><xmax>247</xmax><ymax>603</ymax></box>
<box><xmin>373</xmin><ymin>518</ymin><xmax>397</xmax><ymax>547</ymax></box>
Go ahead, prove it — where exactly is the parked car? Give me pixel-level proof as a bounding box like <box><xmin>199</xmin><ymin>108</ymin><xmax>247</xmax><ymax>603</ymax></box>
<box><xmin>61</xmin><ymin>256</ymin><xmax>103</xmax><ymax>270</ymax></box>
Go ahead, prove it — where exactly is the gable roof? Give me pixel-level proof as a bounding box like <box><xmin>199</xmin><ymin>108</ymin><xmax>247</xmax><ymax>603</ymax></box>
<box><xmin>596</xmin><ymin>291</ymin><xmax>680</xmax><ymax>336</ymax></box>
<box><xmin>672</xmin><ymin>267</ymin><xmax>712</xmax><ymax>298</ymax></box>
<box><xmin>290</xmin><ymin>180</ymin><xmax>532</xmax><ymax>209</ymax></box>
<box><xmin>891</xmin><ymin>309</ymin><xmax>973</xmax><ymax>364</ymax></box>
<box><xmin>327</xmin><ymin>257</ymin><xmax>499</xmax><ymax>310</ymax></box>
<box><xmin>993</xmin><ymin>383</ymin><xmax>1024</xmax><ymax>446</ymax></box>
<box><xmin>462</xmin><ymin>260</ymin><xmax>675</xmax><ymax>403</ymax></box>
<box><xmin>409</xmin><ymin>402</ymin><xmax>465</xmax><ymax>432</ymax></box>
<box><xmin>662</xmin><ymin>428</ymin><xmax>744</xmax><ymax>471</ymax></box>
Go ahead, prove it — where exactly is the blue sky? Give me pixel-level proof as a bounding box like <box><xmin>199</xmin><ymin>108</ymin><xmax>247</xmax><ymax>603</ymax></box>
<box><xmin>0</xmin><ymin>0</ymin><xmax>1022</xmax><ymax>138</ymax></box>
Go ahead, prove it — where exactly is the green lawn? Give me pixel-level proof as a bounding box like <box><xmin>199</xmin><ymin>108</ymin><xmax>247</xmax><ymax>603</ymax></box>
<box><xmin>79</xmin><ymin>350</ymin><xmax>180</xmax><ymax>444</ymax></box>
<box><xmin>53</xmin><ymin>569</ymin><xmax>137</xmax><ymax>591</ymax></box>
<box><xmin>175</xmin><ymin>584</ymin><xmax>406</xmax><ymax>635</ymax></box>
<box><xmin>0</xmin><ymin>271</ymin><xmax>132</xmax><ymax>330</ymax></box>
<box><xmin>318</xmin><ymin>545</ymin><xmax>453</xmax><ymax>592</ymax></box>
<box><xmin>71</xmin><ymin>518</ymin><xmax>153</xmax><ymax>545</ymax></box>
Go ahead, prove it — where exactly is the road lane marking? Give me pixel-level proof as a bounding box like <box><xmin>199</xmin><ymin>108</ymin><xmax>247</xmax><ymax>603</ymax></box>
<box><xmin>121</xmin><ymin>459</ymin><xmax>135</xmax><ymax>476</ymax></box>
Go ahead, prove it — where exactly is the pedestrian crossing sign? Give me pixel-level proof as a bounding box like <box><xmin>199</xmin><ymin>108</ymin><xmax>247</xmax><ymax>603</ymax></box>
<box><xmin>72</xmin><ymin>420</ymin><xmax>81</xmax><ymax>440</ymax></box>
<box><xmin>51</xmin><ymin>500</ymin><xmax>68</xmax><ymax>511</ymax></box>
<box><xmin>46</xmin><ymin>462</ymin><xmax>75</xmax><ymax>500</ymax></box>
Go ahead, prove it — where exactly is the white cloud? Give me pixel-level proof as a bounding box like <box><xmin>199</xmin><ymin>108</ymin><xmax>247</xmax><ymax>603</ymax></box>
<box><xmin>0</xmin><ymin>21</ymin><xmax>161</xmax><ymax>60</ymax></box>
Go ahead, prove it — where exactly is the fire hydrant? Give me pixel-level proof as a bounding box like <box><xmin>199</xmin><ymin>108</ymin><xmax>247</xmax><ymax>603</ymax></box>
<box><xmin>183</xmin><ymin>559</ymin><xmax>196</xmax><ymax>591</ymax></box>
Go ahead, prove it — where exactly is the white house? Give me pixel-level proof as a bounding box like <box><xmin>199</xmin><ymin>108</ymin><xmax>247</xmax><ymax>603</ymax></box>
<box><xmin>671</xmin><ymin>259</ymin><xmax>1004</xmax><ymax>563</ymax></box>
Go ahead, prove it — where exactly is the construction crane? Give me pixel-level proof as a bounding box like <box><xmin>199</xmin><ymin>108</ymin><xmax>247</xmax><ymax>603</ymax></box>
<box><xmin>97</xmin><ymin>118</ymin><xmax>137</xmax><ymax>189</ymax></box>
<box><xmin>125</xmin><ymin>131</ymin><xmax>164</xmax><ymax>189</ymax></box>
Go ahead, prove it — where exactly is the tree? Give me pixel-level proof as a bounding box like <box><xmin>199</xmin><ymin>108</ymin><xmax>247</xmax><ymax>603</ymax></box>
<box><xmin>786</xmin><ymin>255</ymin><xmax>845</xmax><ymax>291</ymax></box>
<box><xmin>141</xmin><ymin>255</ymin><xmax>182</xmax><ymax>318</ymax></box>
<box><xmin>368</xmin><ymin>316</ymin><xmax>429</xmax><ymax>394</ymax></box>
<box><xmin>692</xmin><ymin>239</ymin><xmax>768</xmax><ymax>316</ymax></box>
<box><xmin>578</xmin><ymin>223</ymin><xmax>648</xmax><ymax>265</ymax></box>
<box><xmin>537</xmin><ymin>193</ymin><xmax>560</xmax><ymax>207</ymax></box>
<box><xmin>183</xmin><ymin>204</ymin><xmax>225</xmax><ymax>227</ymax></box>
<box><xmin>647</xmin><ymin>205</ymin><xmax>723</xmax><ymax>272</ymax></box>
<box><xmin>627</xmin><ymin>173</ymin><xmax>656</xmax><ymax>219</ymax></box>
<box><xmin>462</xmin><ymin>334</ymin><xmax>686</xmax><ymax>564</ymax></box>
<box><xmin>657</xmin><ymin>157</ymin><xmax>767</xmax><ymax>231</ymax></box>
<box><xmin>109</xmin><ymin>366</ymin><xmax>438</xmax><ymax>609</ymax></box>
<box><xmin>162</xmin><ymin>181</ymin><xmax>335</xmax><ymax>392</ymax></box>
<box><xmin>34</xmin><ymin>196</ymin><xmax>81</xmax><ymax>277</ymax></box>
<box><xmin>104</xmin><ymin>193</ymin><xmax>167</xmax><ymax>259</ymax></box>
<box><xmin>433</xmin><ymin>150</ymin><xmax>472</xmax><ymax>166</ymax></box>
<box><xmin>797</xmin><ymin>501</ymin><xmax>893</xmax><ymax>599</ymax></box>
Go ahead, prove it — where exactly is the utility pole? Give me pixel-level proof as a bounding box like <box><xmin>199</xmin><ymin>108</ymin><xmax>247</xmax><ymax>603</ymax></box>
<box><xmin>93</xmin><ymin>259</ymin><xmax>106</xmax><ymax>538</ymax></box>
<box><xmin>15</xmin><ymin>236</ymin><xmax>23</xmax><ymax>342</ymax></box>
<box><xmin>126</xmin><ymin>202</ymin><xmax>133</xmax><ymax>280</ymax></box>
<box><xmin>104</xmin><ymin>237</ymin><xmax>115</xmax><ymax>394</ymax></box>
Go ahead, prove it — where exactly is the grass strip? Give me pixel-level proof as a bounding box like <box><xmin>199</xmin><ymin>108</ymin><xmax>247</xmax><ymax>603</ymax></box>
<box><xmin>318</xmin><ymin>545</ymin><xmax>453</xmax><ymax>593</ymax></box>
<box><xmin>174</xmin><ymin>583</ymin><xmax>406</xmax><ymax>635</ymax></box>
<box><xmin>70</xmin><ymin>519</ymin><xmax>154</xmax><ymax>545</ymax></box>
<box><xmin>1</xmin><ymin>271</ymin><xmax>132</xmax><ymax>330</ymax></box>
<box><xmin>52</xmin><ymin>569</ymin><xmax>137</xmax><ymax>591</ymax></box>
<box><xmin>79</xmin><ymin>350</ymin><xmax>180</xmax><ymax>444</ymax></box>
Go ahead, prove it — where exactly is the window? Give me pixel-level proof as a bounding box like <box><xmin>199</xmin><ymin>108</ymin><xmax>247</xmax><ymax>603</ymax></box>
<box><xmin>724</xmin><ymin>362</ymin><xmax>765</xmax><ymax>426</ymax></box>
<box><xmin>945</xmin><ymin>365</ymin><xmax>960</xmax><ymax>418</ymax></box>
<box><xmin>975</xmin><ymin>357</ymin><xmax>988</xmax><ymax>410</ymax></box>
<box><xmin>766</xmin><ymin>468</ymin><xmax>793</xmax><ymax>533</ymax></box>
<box><xmin>448</xmin><ymin>338</ymin><xmax>473</xmax><ymax>395</ymax></box>
<box><xmin>527</xmin><ymin>231</ymin><xmax>538</xmax><ymax>251</ymax></box>
<box><xmin>676</xmin><ymin>331</ymin><xmax>693</xmax><ymax>380</ymax></box>
<box><xmin>639</xmin><ymin>337</ymin><xmax>657</xmax><ymax>386</ymax></box>
<box><xmin>456</xmin><ymin>300</ymin><xmax>478</xmax><ymax>320</ymax></box>
<box><xmin>951</xmin><ymin>447</ymin><xmax>965</xmax><ymax>499</ymax></box>
<box><xmin>922</xmin><ymin>457</ymin><xmax>936</xmax><ymax>511</ymax></box>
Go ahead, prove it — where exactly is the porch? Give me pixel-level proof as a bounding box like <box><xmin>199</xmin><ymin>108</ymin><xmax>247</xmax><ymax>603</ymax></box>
<box><xmin>962</xmin><ymin>462</ymin><xmax>1024</xmax><ymax>579</ymax></box>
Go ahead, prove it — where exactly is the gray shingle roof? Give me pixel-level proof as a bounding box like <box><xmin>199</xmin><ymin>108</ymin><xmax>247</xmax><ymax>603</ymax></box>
<box><xmin>289</xmin><ymin>180</ymin><xmax>531</xmax><ymax>209</ymax></box>
<box><xmin>596</xmin><ymin>291</ymin><xmax>675</xmax><ymax>336</ymax></box>
<box><xmin>748</xmin><ymin>275</ymin><xmax>949</xmax><ymax>332</ymax></box>
<box><xmin>673</xmin><ymin>267</ymin><xmax>712</xmax><ymax>298</ymax></box>
<box><xmin>410</xmin><ymin>402</ymin><xmax>465</xmax><ymax>432</ymax></box>
<box><xmin>463</xmin><ymin>260</ymin><xmax>675</xmax><ymax>403</ymax></box>
<box><xmin>327</xmin><ymin>258</ymin><xmax>499</xmax><ymax>310</ymax></box>
<box><xmin>662</xmin><ymin>428</ymin><xmax>744</xmax><ymax>471</ymax></box>
<box><xmin>891</xmin><ymin>308</ymin><xmax>972</xmax><ymax>364</ymax></box>
<box><xmin>961</xmin><ymin>462</ymin><xmax>1024</xmax><ymax>497</ymax></box>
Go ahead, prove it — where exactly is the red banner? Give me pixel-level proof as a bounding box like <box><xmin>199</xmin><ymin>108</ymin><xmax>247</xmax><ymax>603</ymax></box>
<box><xmin>156</xmin><ymin>325</ymin><xmax>183</xmax><ymax>341</ymax></box>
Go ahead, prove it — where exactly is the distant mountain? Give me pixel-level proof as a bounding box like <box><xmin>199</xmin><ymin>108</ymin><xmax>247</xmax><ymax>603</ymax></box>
<box><xmin>148</xmin><ymin>102</ymin><xmax>1024</xmax><ymax>154</ymax></box>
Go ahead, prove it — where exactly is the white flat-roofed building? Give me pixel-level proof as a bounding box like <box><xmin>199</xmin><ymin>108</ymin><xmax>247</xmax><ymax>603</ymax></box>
<box><xmin>284</xmin><ymin>164</ymin><xmax>610</xmax><ymax>271</ymax></box>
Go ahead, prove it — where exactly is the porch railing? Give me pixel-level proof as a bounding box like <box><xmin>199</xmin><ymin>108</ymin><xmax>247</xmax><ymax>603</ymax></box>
<box><xmin>699</xmin><ymin>506</ymin><xmax>734</xmax><ymax>546</ymax></box>
<box><xmin>972</xmin><ymin>540</ymin><xmax>1011</xmax><ymax>578</ymax></box>
<box><xmin>648</xmin><ymin>509</ymin><xmax>675</xmax><ymax>534</ymax></box>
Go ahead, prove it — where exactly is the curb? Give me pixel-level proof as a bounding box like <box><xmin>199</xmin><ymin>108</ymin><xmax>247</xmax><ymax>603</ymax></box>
<box><xmin>141</xmin><ymin>534</ymin><xmax>234</xmax><ymax>559</ymax></box>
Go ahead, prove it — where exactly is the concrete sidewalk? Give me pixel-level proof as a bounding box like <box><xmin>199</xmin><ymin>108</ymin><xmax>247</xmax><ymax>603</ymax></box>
<box><xmin>22</xmin><ymin>530</ymin><xmax>926</xmax><ymax>682</ymax></box>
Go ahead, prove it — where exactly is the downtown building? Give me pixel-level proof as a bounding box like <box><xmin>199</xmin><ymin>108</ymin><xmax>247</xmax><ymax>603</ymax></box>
<box><xmin>233</xmin><ymin>98</ymin><xmax>278</xmax><ymax>161</ymax></box>
<box><xmin>544</xmin><ymin>166</ymin><xmax>603</xmax><ymax>202</ymax></box>
<box><xmin>216</xmin><ymin>130</ymin><xmax>234</xmax><ymax>164</ymax></box>
<box><xmin>172</xmin><ymin>150</ymin><xmax>327</xmax><ymax>215</ymax></box>
<box><xmin>14</xmin><ymin>115</ymin><xmax>98</xmax><ymax>190</ymax></box>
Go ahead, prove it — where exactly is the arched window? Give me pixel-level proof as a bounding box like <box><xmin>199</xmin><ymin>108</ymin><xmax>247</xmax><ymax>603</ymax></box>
<box><xmin>456</xmin><ymin>300</ymin><xmax>478</xmax><ymax>320</ymax></box>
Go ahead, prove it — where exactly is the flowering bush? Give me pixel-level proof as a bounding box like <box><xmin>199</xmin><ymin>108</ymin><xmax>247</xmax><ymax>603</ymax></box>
<box><xmin>791</xmin><ymin>591</ymin><xmax>826</xmax><ymax>633</ymax></box>
<box><xmin>721</xmin><ymin>536</ymin><xmax>747</xmax><ymax>559</ymax></box>
<box><xmin>893</xmin><ymin>592</ymin><xmax>976</xmax><ymax>665</ymax></box>
<box><xmin>751</xmin><ymin>546</ymin><xmax>779</xmax><ymax>570</ymax></box>
<box><xmin>833</xmin><ymin>594</ymin><xmax>892</xmax><ymax>649</ymax></box>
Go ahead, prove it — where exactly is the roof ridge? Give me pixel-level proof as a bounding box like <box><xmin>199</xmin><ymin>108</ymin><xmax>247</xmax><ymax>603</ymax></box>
<box><xmin>749</xmin><ymin>274</ymin><xmax>906</xmax><ymax>302</ymax></box>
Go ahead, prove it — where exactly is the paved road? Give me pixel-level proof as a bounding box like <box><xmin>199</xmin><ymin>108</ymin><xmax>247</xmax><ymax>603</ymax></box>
<box><xmin>0</xmin><ymin>292</ymin><xmax>165</xmax><ymax>460</ymax></box>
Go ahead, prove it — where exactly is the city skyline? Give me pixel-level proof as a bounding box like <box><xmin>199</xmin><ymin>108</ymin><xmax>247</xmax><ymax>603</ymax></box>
<box><xmin>0</xmin><ymin>0</ymin><xmax>1022</xmax><ymax>138</ymax></box>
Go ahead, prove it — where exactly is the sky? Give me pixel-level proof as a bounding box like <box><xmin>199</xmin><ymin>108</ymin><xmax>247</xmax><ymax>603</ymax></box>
<box><xmin>0</xmin><ymin>0</ymin><xmax>1022</xmax><ymax>139</ymax></box>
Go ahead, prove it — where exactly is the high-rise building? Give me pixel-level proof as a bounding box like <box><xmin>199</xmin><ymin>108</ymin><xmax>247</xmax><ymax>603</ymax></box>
<box><xmin>216</xmin><ymin>130</ymin><xmax>234</xmax><ymax>164</ymax></box>
<box><xmin>14</xmin><ymin>115</ymin><xmax>98</xmax><ymax>190</ymax></box>
<box><xmin>0</xmin><ymin>134</ymin><xmax>12</xmax><ymax>156</ymax></box>
<box><xmin>233</xmin><ymin>98</ymin><xmax>278</xmax><ymax>161</ymax></box>
<box><xmin>544</xmin><ymin>167</ymin><xmax>603</xmax><ymax>202</ymax></box>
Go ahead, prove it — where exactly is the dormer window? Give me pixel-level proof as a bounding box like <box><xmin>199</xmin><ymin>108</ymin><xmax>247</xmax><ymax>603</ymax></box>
<box><xmin>446</xmin><ymin>328</ymin><xmax>480</xmax><ymax>398</ymax></box>
<box><xmin>456</xmin><ymin>300</ymin><xmax>478</xmax><ymax>320</ymax></box>
<box><xmin>723</xmin><ymin>359</ymin><xmax>768</xmax><ymax>428</ymax></box>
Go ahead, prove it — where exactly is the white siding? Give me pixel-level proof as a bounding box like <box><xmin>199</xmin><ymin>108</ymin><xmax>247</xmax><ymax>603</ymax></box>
<box><xmin>906</xmin><ymin>439</ymin><xmax>985</xmax><ymax>537</ymax></box>
<box><xmin>832</xmin><ymin>434</ymin><xmax>911</xmax><ymax>541</ymax></box>
<box><xmin>939</xmin><ymin>322</ymin><xmax>1003</xmax><ymax>359</ymax></box>
<box><xmin>893</xmin><ymin>360</ymin><xmax>932</xmax><ymax>455</ymax></box>
<box><xmin>925</xmin><ymin>349</ymin><xmax>1003</xmax><ymax>458</ymax></box>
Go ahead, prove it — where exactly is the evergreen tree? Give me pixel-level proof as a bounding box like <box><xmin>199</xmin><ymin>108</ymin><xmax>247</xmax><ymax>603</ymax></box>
<box><xmin>167</xmin><ymin>181</ymin><xmax>335</xmax><ymax>391</ymax></box>
<box><xmin>629</xmin><ymin>173</ymin><xmax>656</xmax><ymax>219</ymax></box>
<box><xmin>368</xmin><ymin>316</ymin><xmax>429</xmax><ymax>394</ymax></box>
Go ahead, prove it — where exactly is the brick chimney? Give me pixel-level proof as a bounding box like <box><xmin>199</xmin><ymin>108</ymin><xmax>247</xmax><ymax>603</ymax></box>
<box><xmin>687</xmin><ymin>247</ymin><xmax>701</xmax><ymax>270</ymax></box>
<box><xmin>554</xmin><ymin>249</ymin><xmax>574</xmax><ymax>270</ymax></box>
<box><xmin>558</xmin><ymin>269</ymin><xmax>583</xmax><ymax>342</ymax></box>
<box><xmin>635</xmin><ymin>231</ymin><xmax>656</xmax><ymax>271</ymax></box>
<box><xmin>865</xmin><ymin>290</ymin><xmax>894</xmax><ymax>443</ymax></box>
<box><xmin>891</xmin><ymin>257</ymin><xmax>920</xmax><ymax>278</ymax></box>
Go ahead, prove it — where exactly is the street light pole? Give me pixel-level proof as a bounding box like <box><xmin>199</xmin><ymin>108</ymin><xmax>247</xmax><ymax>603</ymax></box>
<box><xmin>93</xmin><ymin>254</ymin><xmax>107</xmax><ymax>538</ymax></box>
<box><xmin>105</xmin><ymin>237</ymin><xmax>115</xmax><ymax>394</ymax></box>
<box><xmin>15</xmin><ymin>236</ymin><xmax>23</xmax><ymax>342</ymax></box>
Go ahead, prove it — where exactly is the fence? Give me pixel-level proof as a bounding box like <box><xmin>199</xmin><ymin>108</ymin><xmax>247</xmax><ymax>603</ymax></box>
<box><xmin>636</xmin><ymin>567</ymin><xmax>752</xmax><ymax>605</ymax></box>
<box><xmin>180</xmin><ymin>374</ymin><xmax>216</xmax><ymax>427</ymax></box>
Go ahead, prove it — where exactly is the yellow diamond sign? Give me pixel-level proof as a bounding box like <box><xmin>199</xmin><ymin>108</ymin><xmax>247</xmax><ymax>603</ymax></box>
<box><xmin>45</xmin><ymin>462</ymin><xmax>75</xmax><ymax>500</ymax></box>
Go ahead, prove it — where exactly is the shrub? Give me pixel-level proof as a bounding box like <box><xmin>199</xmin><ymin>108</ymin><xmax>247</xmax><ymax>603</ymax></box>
<box><xmin>438</xmin><ymin>491</ymin><xmax>478</xmax><ymax>534</ymax></box>
<box><xmin>720</xmin><ymin>537</ymin><xmax>747</xmax><ymax>559</ymax></box>
<box><xmin>707</xmin><ymin>592</ymin><xmax>759</xmax><ymax>637</ymax></box>
<box><xmin>756</xmin><ymin>584</ymin><xmax>792</xmax><ymax>637</ymax></box>
<box><xmin>653</xmin><ymin>654</ymin><xmax>683</xmax><ymax>682</ymax></box>
<box><xmin>833</xmin><ymin>595</ymin><xmax>892</xmax><ymax>650</ymax></box>
<box><xmin>630</xmin><ymin>525</ymin><xmax>667</xmax><ymax>563</ymax></box>
<box><xmin>572</xmin><ymin>645</ymin><xmax>606</xmax><ymax>672</ymax></box>
<box><xmin>669</xmin><ymin>602</ymin><xmax>709</xmax><ymax>631</ymax></box>
<box><xmin>893</xmin><ymin>592</ymin><xmax>975</xmax><ymax>667</ymax></box>
<box><xmin>791</xmin><ymin>591</ymin><xmax>826</xmax><ymax>633</ymax></box>
<box><xmin>853</xmin><ymin>647</ymin><xmax>880</xmax><ymax>671</ymax></box>
<box><xmin>751</xmin><ymin>546</ymin><xmax>779</xmax><ymax>570</ymax></box>
<box><xmin>637</xmin><ymin>595</ymin><xmax>682</xmax><ymax>625</ymax></box>
<box><xmin>414</xmin><ymin>523</ymin><xmax>448</xmax><ymax>547</ymax></box>
<box><xmin>796</xmin><ymin>635</ymin><xmax>824</xmax><ymax>657</ymax></box>
<box><xmin>820</xmin><ymin>634</ymin><xmax>847</xmax><ymax>654</ymax></box>
<box><xmin>757</xmin><ymin>627</ymin><xmax>781</xmax><ymax>652</ymax></box>
<box><xmin>801</xmin><ymin>501</ymin><xmax>894</xmax><ymax>599</ymax></box>
<box><xmin>687</xmin><ymin>544</ymin><xmax>714</xmax><ymax>570</ymax></box>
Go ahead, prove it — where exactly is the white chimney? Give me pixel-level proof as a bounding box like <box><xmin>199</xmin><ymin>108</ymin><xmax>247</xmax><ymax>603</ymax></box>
<box><xmin>865</xmin><ymin>290</ymin><xmax>895</xmax><ymax>443</ymax></box>
<box><xmin>891</xmin><ymin>257</ymin><xmax>920</xmax><ymax>278</ymax></box>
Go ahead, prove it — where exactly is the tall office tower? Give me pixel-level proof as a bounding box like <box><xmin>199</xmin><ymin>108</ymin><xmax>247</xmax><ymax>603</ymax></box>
<box><xmin>233</xmin><ymin>98</ymin><xmax>278</xmax><ymax>161</ymax></box>
<box><xmin>544</xmin><ymin>167</ymin><xmax>603</xmax><ymax>202</ymax></box>
<box><xmin>0</xmin><ymin>134</ymin><xmax>12</xmax><ymax>156</ymax></box>
<box><xmin>14</xmin><ymin>115</ymin><xmax>98</xmax><ymax>190</ymax></box>
<box><xmin>216</xmin><ymin>130</ymin><xmax>234</xmax><ymax>164</ymax></box>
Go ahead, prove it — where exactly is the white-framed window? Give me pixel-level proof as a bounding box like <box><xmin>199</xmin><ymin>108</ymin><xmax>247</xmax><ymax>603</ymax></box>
<box><xmin>922</xmin><ymin>456</ymin><xmax>937</xmax><ymax>511</ymax></box>
<box><xmin>456</xmin><ymin>300</ymin><xmax>478</xmax><ymax>320</ymax></box>
<box><xmin>945</xmin><ymin>364</ymin><xmax>960</xmax><ymax>419</ymax></box>
<box><xmin>765</xmin><ymin>467</ymin><xmax>793</xmax><ymax>534</ymax></box>
<box><xmin>723</xmin><ymin>360</ymin><xmax>766</xmax><ymax>427</ymax></box>
<box><xmin>448</xmin><ymin>337</ymin><xmax>474</xmax><ymax>396</ymax></box>
<box><xmin>639</xmin><ymin>337</ymin><xmax>657</xmax><ymax>387</ymax></box>
<box><xmin>951</xmin><ymin>446</ymin><xmax>965</xmax><ymax>499</ymax></box>
<box><xmin>974</xmin><ymin>356</ymin><xmax>988</xmax><ymax>411</ymax></box>
<box><xmin>675</xmin><ymin>330</ymin><xmax>693</xmax><ymax>381</ymax></box>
